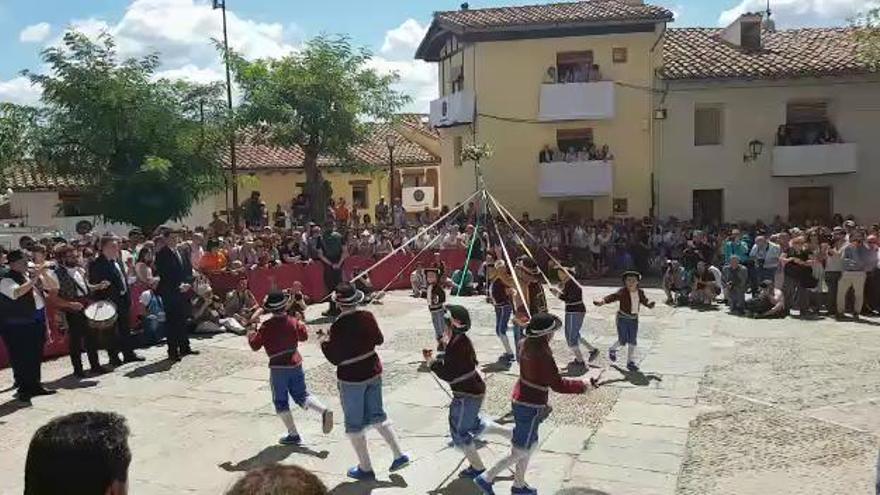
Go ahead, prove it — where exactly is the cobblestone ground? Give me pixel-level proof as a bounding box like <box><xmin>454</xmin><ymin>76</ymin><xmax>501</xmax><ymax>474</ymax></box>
<box><xmin>0</xmin><ymin>287</ymin><xmax>878</xmax><ymax>494</ymax></box>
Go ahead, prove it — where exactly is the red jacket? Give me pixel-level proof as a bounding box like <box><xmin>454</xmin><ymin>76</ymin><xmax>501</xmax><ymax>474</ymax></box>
<box><xmin>249</xmin><ymin>315</ymin><xmax>308</xmax><ymax>368</ymax></box>
<box><xmin>602</xmin><ymin>288</ymin><xmax>654</xmax><ymax>316</ymax></box>
<box><xmin>321</xmin><ymin>310</ymin><xmax>384</xmax><ymax>383</ymax></box>
<box><xmin>431</xmin><ymin>333</ymin><xmax>485</xmax><ymax>396</ymax></box>
<box><xmin>513</xmin><ymin>337</ymin><xmax>585</xmax><ymax>406</ymax></box>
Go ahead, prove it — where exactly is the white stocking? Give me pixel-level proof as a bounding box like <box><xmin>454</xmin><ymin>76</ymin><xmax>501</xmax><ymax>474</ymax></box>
<box><xmin>483</xmin><ymin>447</ymin><xmax>528</xmax><ymax>482</ymax></box>
<box><xmin>627</xmin><ymin>344</ymin><xmax>637</xmax><ymax>363</ymax></box>
<box><xmin>462</xmin><ymin>443</ymin><xmax>485</xmax><ymax>471</ymax></box>
<box><xmin>499</xmin><ymin>335</ymin><xmax>512</xmax><ymax>355</ymax></box>
<box><xmin>480</xmin><ymin>417</ymin><xmax>513</xmax><ymax>441</ymax></box>
<box><xmin>513</xmin><ymin>449</ymin><xmax>533</xmax><ymax>488</ymax></box>
<box><xmin>277</xmin><ymin>411</ymin><xmax>298</xmax><ymax>435</ymax></box>
<box><xmin>304</xmin><ymin>395</ymin><xmax>328</xmax><ymax>415</ymax></box>
<box><xmin>348</xmin><ymin>432</ymin><xmax>373</xmax><ymax>472</ymax></box>
<box><xmin>570</xmin><ymin>345</ymin><xmax>585</xmax><ymax>362</ymax></box>
<box><xmin>375</xmin><ymin>421</ymin><xmax>403</xmax><ymax>459</ymax></box>
<box><xmin>610</xmin><ymin>340</ymin><xmax>622</xmax><ymax>352</ymax></box>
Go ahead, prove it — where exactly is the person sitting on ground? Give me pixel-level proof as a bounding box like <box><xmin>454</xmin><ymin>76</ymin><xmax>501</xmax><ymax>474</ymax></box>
<box><xmin>287</xmin><ymin>281</ymin><xmax>309</xmax><ymax>320</ymax></box>
<box><xmin>690</xmin><ymin>261</ymin><xmax>718</xmax><ymax>306</ymax></box>
<box><xmin>352</xmin><ymin>268</ymin><xmax>375</xmax><ymax>304</ymax></box>
<box><xmin>410</xmin><ymin>263</ymin><xmax>427</xmax><ymax>298</ymax></box>
<box><xmin>225</xmin><ymin>278</ymin><xmax>259</xmax><ymax>326</ymax></box>
<box><xmin>723</xmin><ymin>255</ymin><xmax>749</xmax><ymax>314</ymax></box>
<box><xmin>662</xmin><ymin>259</ymin><xmax>689</xmax><ymax>306</ymax></box>
<box><xmin>25</xmin><ymin>411</ymin><xmax>131</xmax><ymax>495</ymax></box>
<box><xmin>191</xmin><ymin>284</ymin><xmax>246</xmax><ymax>335</ymax></box>
<box><xmin>226</xmin><ymin>464</ymin><xmax>328</xmax><ymax>495</ymax></box>
<box><xmin>746</xmin><ymin>280</ymin><xmax>786</xmax><ymax>319</ymax></box>
<box><xmin>451</xmin><ymin>267</ymin><xmax>475</xmax><ymax>296</ymax></box>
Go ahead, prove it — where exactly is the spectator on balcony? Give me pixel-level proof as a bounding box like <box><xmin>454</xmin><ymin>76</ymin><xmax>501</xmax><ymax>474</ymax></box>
<box><xmin>538</xmin><ymin>145</ymin><xmax>555</xmax><ymax>163</ymax></box>
<box><xmin>588</xmin><ymin>64</ymin><xmax>602</xmax><ymax>82</ymax></box>
<box><xmin>543</xmin><ymin>67</ymin><xmax>557</xmax><ymax>84</ymax></box>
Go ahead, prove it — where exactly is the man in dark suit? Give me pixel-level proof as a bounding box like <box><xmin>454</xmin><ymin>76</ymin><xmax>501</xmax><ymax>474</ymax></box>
<box><xmin>88</xmin><ymin>236</ymin><xmax>145</xmax><ymax>366</ymax></box>
<box><xmin>154</xmin><ymin>229</ymin><xmax>198</xmax><ymax>361</ymax></box>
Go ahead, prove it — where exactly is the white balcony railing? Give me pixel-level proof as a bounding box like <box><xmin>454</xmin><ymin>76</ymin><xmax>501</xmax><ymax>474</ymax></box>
<box><xmin>538</xmin><ymin>160</ymin><xmax>613</xmax><ymax>198</ymax></box>
<box><xmin>428</xmin><ymin>90</ymin><xmax>475</xmax><ymax>128</ymax></box>
<box><xmin>538</xmin><ymin>81</ymin><xmax>615</xmax><ymax>121</ymax></box>
<box><xmin>772</xmin><ymin>143</ymin><xmax>858</xmax><ymax>177</ymax></box>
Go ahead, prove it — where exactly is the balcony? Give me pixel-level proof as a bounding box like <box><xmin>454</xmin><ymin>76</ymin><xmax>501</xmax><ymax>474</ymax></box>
<box><xmin>538</xmin><ymin>160</ymin><xmax>613</xmax><ymax>198</ymax></box>
<box><xmin>538</xmin><ymin>81</ymin><xmax>615</xmax><ymax>121</ymax></box>
<box><xmin>428</xmin><ymin>90</ymin><xmax>475</xmax><ymax>128</ymax></box>
<box><xmin>772</xmin><ymin>143</ymin><xmax>858</xmax><ymax>177</ymax></box>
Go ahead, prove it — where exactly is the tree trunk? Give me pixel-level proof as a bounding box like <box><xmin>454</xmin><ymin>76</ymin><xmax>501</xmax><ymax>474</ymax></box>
<box><xmin>303</xmin><ymin>148</ymin><xmax>326</xmax><ymax>224</ymax></box>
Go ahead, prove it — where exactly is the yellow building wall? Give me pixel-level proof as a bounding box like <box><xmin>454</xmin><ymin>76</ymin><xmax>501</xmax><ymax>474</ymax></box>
<box><xmin>437</xmin><ymin>28</ymin><xmax>663</xmax><ymax>219</ymax></box>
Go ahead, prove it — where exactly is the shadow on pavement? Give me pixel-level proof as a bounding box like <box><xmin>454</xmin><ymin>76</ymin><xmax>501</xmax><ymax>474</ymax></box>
<box><xmin>555</xmin><ymin>488</ymin><xmax>611</xmax><ymax>495</ymax></box>
<box><xmin>480</xmin><ymin>358</ymin><xmax>512</xmax><ymax>374</ymax></box>
<box><xmin>124</xmin><ymin>360</ymin><xmax>174</xmax><ymax>379</ymax></box>
<box><xmin>427</xmin><ymin>477</ymin><xmax>483</xmax><ymax>494</ymax></box>
<box><xmin>329</xmin><ymin>473</ymin><xmax>407</xmax><ymax>494</ymax></box>
<box><xmin>218</xmin><ymin>444</ymin><xmax>330</xmax><ymax>472</ymax></box>
<box><xmin>44</xmin><ymin>374</ymin><xmax>98</xmax><ymax>391</ymax></box>
<box><xmin>0</xmin><ymin>397</ymin><xmax>33</xmax><ymax>419</ymax></box>
<box><xmin>599</xmin><ymin>365</ymin><xmax>663</xmax><ymax>387</ymax></box>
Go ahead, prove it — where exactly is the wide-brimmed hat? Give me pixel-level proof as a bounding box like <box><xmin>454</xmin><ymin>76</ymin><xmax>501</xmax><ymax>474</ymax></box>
<box><xmin>443</xmin><ymin>304</ymin><xmax>471</xmax><ymax>333</ymax></box>
<box><xmin>524</xmin><ymin>313</ymin><xmax>562</xmax><ymax>338</ymax></box>
<box><xmin>263</xmin><ymin>291</ymin><xmax>290</xmax><ymax>312</ymax></box>
<box><xmin>621</xmin><ymin>270</ymin><xmax>642</xmax><ymax>281</ymax></box>
<box><xmin>332</xmin><ymin>283</ymin><xmax>365</xmax><ymax>306</ymax></box>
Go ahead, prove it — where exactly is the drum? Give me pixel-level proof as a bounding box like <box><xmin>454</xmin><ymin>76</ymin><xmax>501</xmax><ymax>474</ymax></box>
<box><xmin>85</xmin><ymin>301</ymin><xmax>118</xmax><ymax>349</ymax></box>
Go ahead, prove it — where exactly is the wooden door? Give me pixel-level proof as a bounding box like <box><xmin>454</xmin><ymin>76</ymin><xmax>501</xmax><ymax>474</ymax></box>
<box><xmin>788</xmin><ymin>187</ymin><xmax>831</xmax><ymax>225</ymax></box>
<box><xmin>693</xmin><ymin>189</ymin><xmax>723</xmax><ymax>227</ymax></box>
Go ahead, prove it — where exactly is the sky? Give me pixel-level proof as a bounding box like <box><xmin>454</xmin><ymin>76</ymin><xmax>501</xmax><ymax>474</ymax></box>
<box><xmin>1</xmin><ymin>0</ymin><xmax>878</xmax><ymax>112</ymax></box>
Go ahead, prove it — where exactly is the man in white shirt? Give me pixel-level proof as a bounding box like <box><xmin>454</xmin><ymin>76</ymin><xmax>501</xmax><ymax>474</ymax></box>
<box><xmin>0</xmin><ymin>249</ymin><xmax>54</xmax><ymax>401</ymax></box>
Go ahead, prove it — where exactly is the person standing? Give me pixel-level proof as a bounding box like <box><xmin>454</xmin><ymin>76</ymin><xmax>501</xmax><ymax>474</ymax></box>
<box><xmin>824</xmin><ymin>228</ymin><xmax>845</xmax><ymax>315</ymax></box>
<box><xmin>88</xmin><ymin>236</ymin><xmax>145</xmax><ymax>366</ymax></box>
<box><xmin>750</xmin><ymin>235</ymin><xmax>781</xmax><ymax>292</ymax></box>
<box><xmin>550</xmin><ymin>266</ymin><xmax>598</xmax><ymax>366</ymax></box>
<box><xmin>155</xmin><ymin>229</ymin><xmax>198</xmax><ymax>361</ymax></box>
<box><xmin>838</xmin><ymin>230</ymin><xmax>869</xmax><ymax>320</ymax></box>
<box><xmin>722</xmin><ymin>255</ymin><xmax>749</xmax><ymax>314</ymax></box>
<box><xmin>424</xmin><ymin>268</ymin><xmax>447</xmax><ymax>346</ymax></box>
<box><xmin>317</xmin><ymin>222</ymin><xmax>347</xmax><ymax>317</ymax></box>
<box><xmin>0</xmin><ymin>250</ymin><xmax>54</xmax><ymax>402</ymax></box>
<box><xmin>594</xmin><ymin>271</ymin><xmax>656</xmax><ymax>372</ymax></box>
<box><xmin>489</xmin><ymin>260</ymin><xmax>515</xmax><ymax>362</ymax></box>
<box><xmin>319</xmin><ymin>283</ymin><xmax>410</xmax><ymax>481</ymax></box>
<box><xmin>374</xmin><ymin>196</ymin><xmax>389</xmax><ymax>226</ymax></box>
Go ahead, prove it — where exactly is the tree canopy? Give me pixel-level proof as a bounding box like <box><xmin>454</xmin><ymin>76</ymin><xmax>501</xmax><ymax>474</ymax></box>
<box><xmin>17</xmin><ymin>31</ymin><xmax>226</xmax><ymax>231</ymax></box>
<box><xmin>0</xmin><ymin>103</ymin><xmax>42</xmax><ymax>170</ymax></box>
<box><xmin>227</xmin><ymin>35</ymin><xmax>409</xmax><ymax>221</ymax></box>
<box><xmin>854</xmin><ymin>7</ymin><xmax>880</xmax><ymax>69</ymax></box>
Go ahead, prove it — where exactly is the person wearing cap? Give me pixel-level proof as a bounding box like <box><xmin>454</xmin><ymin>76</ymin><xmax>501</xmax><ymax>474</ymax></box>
<box><xmin>489</xmin><ymin>260</ymin><xmax>516</xmax><ymax>362</ymax></box>
<box><xmin>511</xmin><ymin>257</ymin><xmax>547</xmax><ymax>358</ymax></box>
<box><xmin>594</xmin><ymin>271</ymin><xmax>655</xmax><ymax>372</ymax></box>
<box><xmin>248</xmin><ymin>291</ymin><xmax>334</xmax><ymax>446</ymax></box>
<box><xmin>474</xmin><ymin>313</ymin><xmax>591</xmax><ymax>495</ymax></box>
<box><xmin>424</xmin><ymin>267</ymin><xmax>447</xmax><ymax>345</ymax></box>
<box><xmin>425</xmin><ymin>305</ymin><xmax>511</xmax><ymax>481</ymax></box>
<box><xmin>319</xmin><ymin>283</ymin><xmax>409</xmax><ymax>480</ymax></box>
<box><xmin>550</xmin><ymin>265</ymin><xmax>598</xmax><ymax>367</ymax></box>
<box><xmin>0</xmin><ymin>249</ymin><xmax>54</xmax><ymax>401</ymax></box>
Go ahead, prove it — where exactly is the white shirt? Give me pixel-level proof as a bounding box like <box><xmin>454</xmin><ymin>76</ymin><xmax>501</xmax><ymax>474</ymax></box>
<box><xmin>0</xmin><ymin>275</ymin><xmax>46</xmax><ymax>310</ymax></box>
<box><xmin>629</xmin><ymin>290</ymin><xmax>640</xmax><ymax>315</ymax></box>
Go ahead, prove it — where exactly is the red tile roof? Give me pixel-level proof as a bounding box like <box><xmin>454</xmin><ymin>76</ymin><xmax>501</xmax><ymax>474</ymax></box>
<box><xmin>660</xmin><ymin>27</ymin><xmax>877</xmax><ymax>81</ymax></box>
<box><xmin>436</xmin><ymin>0</ymin><xmax>673</xmax><ymax>30</ymax></box>
<box><xmin>225</xmin><ymin>121</ymin><xmax>440</xmax><ymax>171</ymax></box>
<box><xmin>0</xmin><ymin>165</ymin><xmax>86</xmax><ymax>192</ymax></box>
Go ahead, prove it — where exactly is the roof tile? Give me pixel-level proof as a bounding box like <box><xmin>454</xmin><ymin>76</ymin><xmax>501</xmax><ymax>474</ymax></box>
<box><xmin>436</xmin><ymin>0</ymin><xmax>673</xmax><ymax>30</ymax></box>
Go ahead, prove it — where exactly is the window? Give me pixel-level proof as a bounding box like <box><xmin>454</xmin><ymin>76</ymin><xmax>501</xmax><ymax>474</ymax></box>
<box><xmin>694</xmin><ymin>105</ymin><xmax>723</xmax><ymax>146</ymax></box>
<box><xmin>781</xmin><ymin>101</ymin><xmax>837</xmax><ymax>146</ymax></box>
<box><xmin>58</xmin><ymin>193</ymin><xmax>98</xmax><ymax>217</ymax></box>
<box><xmin>556</xmin><ymin>128</ymin><xmax>594</xmax><ymax>154</ymax></box>
<box><xmin>612</xmin><ymin>47</ymin><xmax>628</xmax><ymax>63</ymax></box>
<box><xmin>556</xmin><ymin>51</ymin><xmax>600</xmax><ymax>83</ymax></box>
<box><xmin>613</xmin><ymin>198</ymin><xmax>628</xmax><ymax>216</ymax></box>
<box><xmin>450</xmin><ymin>64</ymin><xmax>464</xmax><ymax>94</ymax></box>
<box><xmin>351</xmin><ymin>184</ymin><xmax>368</xmax><ymax>210</ymax></box>
<box><xmin>453</xmin><ymin>136</ymin><xmax>463</xmax><ymax>167</ymax></box>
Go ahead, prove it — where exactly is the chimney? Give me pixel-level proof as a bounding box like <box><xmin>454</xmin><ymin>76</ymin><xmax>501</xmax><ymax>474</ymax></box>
<box><xmin>720</xmin><ymin>13</ymin><xmax>764</xmax><ymax>51</ymax></box>
<box><xmin>460</xmin><ymin>2</ymin><xmax>469</xmax><ymax>10</ymax></box>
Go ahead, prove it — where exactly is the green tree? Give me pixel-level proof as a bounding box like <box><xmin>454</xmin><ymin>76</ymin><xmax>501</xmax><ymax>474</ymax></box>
<box><xmin>0</xmin><ymin>103</ymin><xmax>42</xmax><ymax>170</ymax></box>
<box><xmin>226</xmin><ymin>35</ymin><xmax>408</xmax><ymax>222</ymax></box>
<box><xmin>22</xmin><ymin>31</ymin><xmax>225</xmax><ymax>231</ymax></box>
<box><xmin>854</xmin><ymin>7</ymin><xmax>880</xmax><ymax>69</ymax></box>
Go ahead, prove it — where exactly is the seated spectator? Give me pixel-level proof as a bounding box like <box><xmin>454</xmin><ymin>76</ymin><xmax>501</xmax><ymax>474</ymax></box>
<box><xmin>723</xmin><ymin>255</ymin><xmax>749</xmax><ymax>314</ymax></box>
<box><xmin>287</xmin><ymin>281</ymin><xmax>309</xmax><ymax>319</ymax></box>
<box><xmin>690</xmin><ymin>261</ymin><xmax>717</xmax><ymax>306</ymax></box>
<box><xmin>225</xmin><ymin>278</ymin><xmax>259</xmax><ymax>324</ymax></box>
<box><xmin>410</xmin><ymin>263</ymin><xmax>427</xmax><ymax>298</ymax></box>
<box><xmin>137</xmin><ymin>288</ymin><xmax>166</xmax><ymax>345</ymax></box>
<box><xmin>25</xmin><ymin>411</ymin><xmax>131</xmax><ymax>495</ymax></box>
<box><xmin>278</xmin><ymin>236</ymin><xmax>304</xmax><ymax>264</ymax></box>
<box><xmin>199</xmin><ymin>238</ymin><xmax>228</xmax><ymax>273</ymax></box>
<box><xmin>192</xmin><ymin>284</ymin><xmax>246</xmax><ymax>335</ymax></box>
<box><xmin>746</xmin><ymin>280</ymin><xmax>786</xmax><ymax>319</ymax></box>
<box><xmin>352</xmin><ymin>268</ymin><xmax>375</xmax><ymax>303</ymax></box>
<box><xmin>663</xmin><ymin>259</ymin><xmax>689</xmax><ymax>306</ymax></box>
<box><xmin>451</xmin><ymin>267</ymin><xmax>475</xmax><ymax>296</ymax></box>
<box><xmin>225</xmin><ymin>464</ymin><xmax>327</xmax><ymax>495</ymax></box>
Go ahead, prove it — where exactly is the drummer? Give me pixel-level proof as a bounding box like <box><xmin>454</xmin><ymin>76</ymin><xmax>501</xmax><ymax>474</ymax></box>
<box><xmin>46</xmin><ymin>244</ymin><xmax>113</xmax><ymax>377</ymax></box>
<box><xmin>88</xmin><ymin>236</ymin><xmax>145</xmax><ymax>366</ymax></box>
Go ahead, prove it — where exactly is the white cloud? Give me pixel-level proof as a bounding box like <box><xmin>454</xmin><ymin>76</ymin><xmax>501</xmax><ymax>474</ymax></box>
<box><xmin>0</xmin><ymin>76</ymin><xmax>42</xmax><ymax>106</ymax></box>
<box><xmin>19</xmin><ymin>22</ymin><xmax>51</xmax><ymax>43</ymax></box>
<box><xmin>374</xmin><ymin>19</ymin><xmax>436</xmax><ymax>114</ymax></box>
<box><xmin>719</xmin><ymin>0</ymin><xmax>879</xmax><ymax>28</ymax></box>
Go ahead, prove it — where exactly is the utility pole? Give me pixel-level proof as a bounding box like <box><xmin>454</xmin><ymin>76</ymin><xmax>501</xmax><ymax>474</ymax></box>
<box><xmin>214</xmin><ymin>0</ymin><xmax>239</xmax><ymax>226</ymax></box>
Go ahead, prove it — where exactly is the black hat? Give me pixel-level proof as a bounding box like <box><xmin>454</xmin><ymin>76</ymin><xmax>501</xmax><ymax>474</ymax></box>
<box><xmin>524</xmin><ymin>312</ymin><xmax>562</xmax><ymax>338</ymax></box>
<box><xmin>443</xmin><ymin>304</ymin><xmax>471</xmax><ymax>333</ymax></box>
<box><xmin>263</xmin><ymin>291</ymin><xmax>290</xmax><ymax>312</ymax></box>
<box><xmin>759</xmin><ymin>280</ymin><xmax>774</xmax><ymax>289</ymax></box>
<box><xmin>332</xmin><ymin>282</ymin><xmax>365</xmax><ymax>306</ymax></box>
<box><xmin>519</xmin><ymin>257</ymin><xmax>540</xmax><ymax>275</ymax></box>
<box><xmin>7</xmin><ymin>249</ymin><xmax>26</xmax><ymax>263</ymax></box>
<box><xmin>622</xmin><ymin>271</ymin><xmax>642</xmax><ymax>281</ymax></box>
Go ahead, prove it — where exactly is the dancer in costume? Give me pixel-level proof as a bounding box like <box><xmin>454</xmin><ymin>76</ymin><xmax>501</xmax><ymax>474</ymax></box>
<box><xmin>424</xmin><ymin>304</ymin><xmax>512</xmax><ymax>480</ymax></box>
<box><xmin>594</xmin><ymin>271</ymin><xmax>656</xmax><ymax>372</ymax></box>
<box><xmin>550</xmin><ymin>266</ymin><xmax>598</xmax><ymax>367</ymax></box>
<box><xmin>247</xmin><ymin>291</ymin><xmax>334</xmax><ymax>445</ymax></box>
<box><xmin>425</xmin><ymin>267</ymin><xmax>447</xmax><ymax>346</ymax></box>
<box><xmin>319</xmin><ymin>283</ymin><xmax>410</xmax><ymax>480</ymax></box>
<box><xmin>474</xmin><ymin>313</ymin><xmax>590</xmax><ymax>495</ymax></box>
<box><xmin>511</xmin><ymin>258</ymin><xmax>547</xmax><ymax>358</ymax></box>
<box><xmin>489</xmin><ymin>260</ymin><xmax>515</xmax><ymax>362</ymax></box>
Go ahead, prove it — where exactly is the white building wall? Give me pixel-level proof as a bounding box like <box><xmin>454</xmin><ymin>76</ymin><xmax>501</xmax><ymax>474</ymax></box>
<box><xmin>655</xmin><ymin>76</ymin><xmax>880</xmax><ymax>223</ymax></box>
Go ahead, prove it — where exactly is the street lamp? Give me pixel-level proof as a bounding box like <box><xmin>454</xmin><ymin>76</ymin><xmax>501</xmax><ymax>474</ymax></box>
<box><xmin>743</xmin><ymin>139</ymin><xmax>764</xmax><ymax>163</ymax></box>
<box><xmin>385</xmin><ymin>134</ymin><xmax>397</xmax><ymax>202</ymax></box>
<box><xmin>213</xmin><ymin>0</ymin><xmax>239</xmax><ymax>226</ymax></box>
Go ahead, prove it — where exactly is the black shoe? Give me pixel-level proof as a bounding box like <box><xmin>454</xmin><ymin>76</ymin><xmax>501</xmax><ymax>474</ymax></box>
<box><xmin>181</xmin><ymin>349</ymin><xmax>200</xmax><ymax>356</ymax></box>
<box><xmin>123</xmin><ymin>353</ymin><xmax>146</xmax><ymax>363</ymax></box>
<box><xmin>167</xmin><ymin>353</ymin><xmax>181</xmax><ymax>362</ymax></box>
<box><xmin>109</xmin><ymin>357</ymin><xmax>123</xmax><ymax>367</ymax></box>
<box><xmin>14</xmin><ymin>391</ymin><xmax>32</xmax><ymax>403</ymax></box>
<box><xmin>90</xmin><ymin>366</ymin><xmax>110</xmax><ymax>376</ymax></box>
<box><xmin>73</xmin><ymin>368</ymin><xmax>86</xmax><ymax>378</ymax></box>
<box><xmin>587</xmin><ymin>349</ymin><xmax>600</xmax><ymax>362</ymax></box>
<box><xmin>31</xmin><ymin>387</ymin><xmax>56</xmax><ymax>397</ymax></box>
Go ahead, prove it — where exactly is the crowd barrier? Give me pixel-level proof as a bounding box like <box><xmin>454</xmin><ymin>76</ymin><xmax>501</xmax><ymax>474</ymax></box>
<box><xmin>0</xmin><ymin>249</ymin><xmax>480</xmax><ymax>368</ymax></box>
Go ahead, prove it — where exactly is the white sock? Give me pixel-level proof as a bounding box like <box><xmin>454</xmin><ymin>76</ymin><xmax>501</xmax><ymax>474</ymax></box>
<box><xmin>627</xmin><ymin>344</ymin><xmax>637</xmax><ymax>363</ymax></box>
<box><xmin>480</xmin><ymin>417</ymin><xmax>513</xmax><ymax>441</ymax></box>
<box><xmin>304</xmin><ymin>395</ymin><xmax>328</xmax><ymax>415</ymax></box>
<box><xmin>277</xmin><ymin>411</ymin><xmax>298</xmax><ymax>436</ymax></box>
<box><xmin>462</xmin><ymin>443</ymin><xmax>485</xmax><ymax>471</ymax></box>
<box><xmin>570</xmin><ymin>345</ymin><xmax>585</xmax><ymax>362</ymax></box>
<box><xmin>375</xmin><ymin>421</ymin><xmax>404</xmax><ymax>459</ymax></box>
<box><xmin>579</xmin><ymin>336</ymin><xmax>597</xmax><ymax>352</ymax></box>
<box><xmin>499</xmin><ymin>335</ymin><xmax>512</xmax><ymax>354</ymax></box>
<box><xmin>348</xmin><ymin>432</ymin><xmax>373</xmax><ymax>472</ymax></box>
<box><xmin>513</xmin><ymin>450</ymin><xmax>533</xmax><ymax>488</ymax></box>
<box><xmin>483</xmin><ymin>447</ymin><xmax>528</xmax><ymax>482</ymax></box>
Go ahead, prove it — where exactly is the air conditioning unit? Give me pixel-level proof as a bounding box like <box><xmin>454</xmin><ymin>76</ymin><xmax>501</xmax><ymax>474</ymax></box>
<box><xmin>402</xmin><ymin>187</ymin><xmax>435</xmax><ymax>212</ymax></box>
